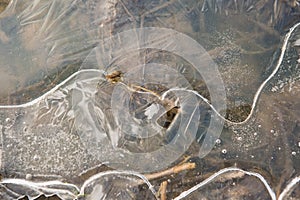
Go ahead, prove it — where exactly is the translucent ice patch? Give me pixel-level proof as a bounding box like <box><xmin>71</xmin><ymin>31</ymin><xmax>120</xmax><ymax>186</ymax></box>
<box><xmin>0</xmin><ymin>70</ymin><xmax>104</xmax><ymax>179</ymax></box>
<box><xmin>0</xmin><ymin>0</ymin><xmax>117</xmax><ymax>103</ymax></box>
<box><xmin>72</xmin><ymin>68</ymin><xmax>200</xmax><ymax>172</ymax></box>
<box><xmin>74</xmin><ymin>27</ymin><xmax>226</xmax><ymax>171</ymax></box>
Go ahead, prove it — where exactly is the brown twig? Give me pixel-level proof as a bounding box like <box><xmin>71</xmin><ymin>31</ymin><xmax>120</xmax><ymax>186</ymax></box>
<box><xmin>178</xmin><ymin>156</ymin><xmax>191</xmax><ymax>165</ymax></box>
<box><xmin>144</xmin><ymin>162</ymin><xmax>196</xmax><ymax>181</ymax></box>
<box><xmin>159</xmin><ymin>181</ymin><xmax>168</xmax><ymax>200</ymax></box>
<box><xmin>131</xmin><ymin>84</ymin><xmax>162</xmax><ymax>99</ymax></box>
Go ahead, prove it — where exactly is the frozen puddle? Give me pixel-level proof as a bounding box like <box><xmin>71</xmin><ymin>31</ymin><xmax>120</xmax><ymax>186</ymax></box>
<box><xmin>0</xmin><ymin>0</ymin><xmax>299</xmax><ymax>199</ymax></box>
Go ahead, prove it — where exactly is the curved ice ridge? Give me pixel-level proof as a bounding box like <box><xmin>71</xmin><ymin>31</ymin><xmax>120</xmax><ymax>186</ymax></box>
<box><xmin>0</xmin><ymin>170</ymin><xmax>156</xmax><ymax>200</ymax></box>
<box><xmin>1</xmin><ymin>22</ymin><xmax>299</xmax><ymax>126</ymax></box>
<box><xmin>0</xmin><ymin>69</ymin><xmax>105</xmax><ymax>109</ymax></box>
<box><xmin>1</xmin><ymin>167</ymin><xmax>299</xmax><ymax>199</ymax></box>
<box><xmin>174</xmin><ymin>167</ymin><xmax>300</xmax><ymax>200</ymax></box>
<box><xmin>162</xmin><ymin>21</ymin><xmax>300</xmax><ymax>126</ymax></box>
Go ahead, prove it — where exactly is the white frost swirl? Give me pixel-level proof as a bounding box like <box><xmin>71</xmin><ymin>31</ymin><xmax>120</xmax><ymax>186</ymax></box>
<box><xmin>72</xmin><ymin>27</ymin><xmax>226</xmax><ymax>172</ymax></box>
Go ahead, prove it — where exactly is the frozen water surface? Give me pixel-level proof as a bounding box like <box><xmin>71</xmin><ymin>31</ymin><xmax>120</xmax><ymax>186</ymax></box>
<box><xmin>0</xmin><ymin>0</ymin><xmax>299</xmax><ymax>199</ymax></box>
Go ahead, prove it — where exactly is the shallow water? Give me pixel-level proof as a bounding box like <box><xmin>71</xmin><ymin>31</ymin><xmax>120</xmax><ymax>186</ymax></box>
<box><xmin>0</xmin><ymin>0</ymin><xmax>299</xmax><ymax>199</ymax></box>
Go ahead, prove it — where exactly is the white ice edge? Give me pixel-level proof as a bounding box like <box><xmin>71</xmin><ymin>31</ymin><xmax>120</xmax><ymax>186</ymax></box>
<box><xmin>166</xmin><ymin>21</ymin><xmax>300</xmax><ymax>126</ymax></box>
<box><xmin>1</xmin><ymin>167</ymin><xmax>298</xmax><ymax>199</ymax></box>
<box><xmin>0</xmin><ymin>170</ymin><xmax>157</xmax><ymax>200</ymax></box>
<box><xmin>0</xmin><ymin>69</ymin><xmax>104</xmax><ymax>109</ymax></box>
<box><xmin>237</xmin><ymin>21</ymin><xmax>300</xmax><ymax>125</ymax></box>
<box><xmin>0</xmin><ymin>179</ymin><xmax>79</xmax><ymax>198</ymax></box>
<box><xmin>79</xmin><ymin>170</ymin><xmax>157</xmax><ymax>198</ymax></box>
<box><xmin>278</xmin><ymin>176</ymin><xmax>300</xmax><ymax>200</ymax></box>
<box><xmin>173</xmin><ymin>167</ymin><xmax>276</xmax><ymax>200</ymax></box>
<box><xmin>122</xmin><ymin>21</ymin><xmax>300</xmax><ymax>126</ymax></box>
